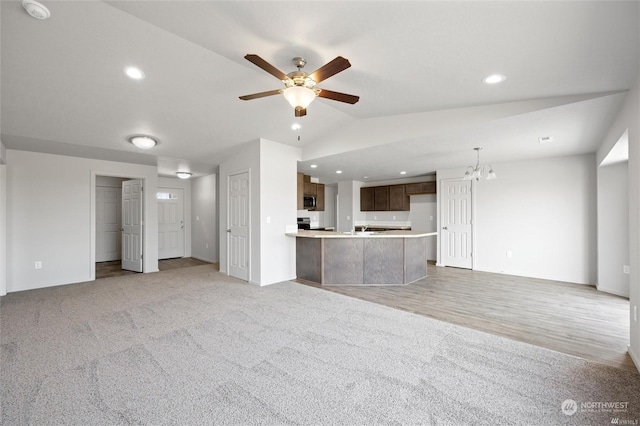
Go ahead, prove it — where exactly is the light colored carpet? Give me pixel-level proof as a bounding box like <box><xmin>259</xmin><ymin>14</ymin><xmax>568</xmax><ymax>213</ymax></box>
<box><xmin>1</xmin><ymin>264</ymin><xmax>639</xmax><ymax>425</ymax></box>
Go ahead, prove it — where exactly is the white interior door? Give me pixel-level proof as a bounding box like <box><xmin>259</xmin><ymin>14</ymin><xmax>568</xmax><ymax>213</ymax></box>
<box><xmin>122</xmin><ymin>179</ymin><xmax>143</xmax><ymax>272</ymax></box>
<box><xmin>158</xmin><ymin>188</ymin><xmax>184</xmax><ymax>260</ymax></box>
<box><xmin>228</xmin><ymin>172</ymin><xmax>249</xmax><ymax>281</ymax></box>
<box><xmin>96</xmin><ymin>186</ymin><xmax>122</xmax><ymax>262</ymax></box>
<box><xmin>441</xmin><ymin>179</ymin><xmax>473</xmax><ymax>269</ymax></box>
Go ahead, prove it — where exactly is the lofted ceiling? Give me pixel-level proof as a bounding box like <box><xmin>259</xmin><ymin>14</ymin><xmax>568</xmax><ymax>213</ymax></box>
<box><xmin>1</xmin><ymin>1</ymin><xmax>638</xmax><ymax>183</ymax></box>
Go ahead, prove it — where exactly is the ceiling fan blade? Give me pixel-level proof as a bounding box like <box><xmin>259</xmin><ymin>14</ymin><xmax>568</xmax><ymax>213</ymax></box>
<box><xmin>317</xmin><ymin>89</ymin><xmax>359</xmax><ymax>104</ymax></box>
<box><xmin>244</xmin><ymin>54</ymin><xmax>288</xmax><ymax>81</ymax></box>
<box><xmin>309</xmin><ymin>56</ymin><xmax>351</xmax><ymax>83</ymax></box>
<box><xmin>239</xmin><ymin>89</ymin><xmax>282</xmax><ymax>101</ymax></box>
<box><xmin>295</xmin><ymin>108</ymin><xmax>307</xmax><ymax>117</ymax></box>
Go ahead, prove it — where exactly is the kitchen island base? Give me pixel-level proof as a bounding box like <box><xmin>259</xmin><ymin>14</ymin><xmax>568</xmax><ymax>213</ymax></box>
<box><xmin>294</xmin><ymin>232</ymin><xmax>429</xmax><ymax>285</ymax></box>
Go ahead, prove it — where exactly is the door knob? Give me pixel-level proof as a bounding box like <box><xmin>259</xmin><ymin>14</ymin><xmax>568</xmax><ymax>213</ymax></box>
<box><xmin>442</xmin><ymin>226</ymin><xmax>448</xmax><ymax>230</ymax></box>
<box><xmin>227</xmin><ymin>229</ymin><xmax>232</xmax><ymax>233</ymax></box>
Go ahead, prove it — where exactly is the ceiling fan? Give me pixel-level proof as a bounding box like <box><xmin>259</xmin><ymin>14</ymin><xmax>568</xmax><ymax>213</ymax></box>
<box><xmin>239</xmin><ymin>54</ymin><xmax>359</xmax><ymax>117</ymax></box>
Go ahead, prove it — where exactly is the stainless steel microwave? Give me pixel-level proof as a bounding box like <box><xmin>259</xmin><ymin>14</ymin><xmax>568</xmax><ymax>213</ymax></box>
<box><xmin>303</xmin><ymin>196</ymin><xmax>316</xmax><ymax>209</ymax></box>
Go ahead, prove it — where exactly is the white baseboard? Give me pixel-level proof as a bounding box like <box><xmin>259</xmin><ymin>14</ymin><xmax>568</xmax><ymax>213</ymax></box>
<box><xmin>628</xmin><ymin>345</ymin><xmax>640</xmax><ymax>372</ymax></box>
<box><xmin>192</xmin><ymin>255</ymin><xmax>217</xmax><ymax>263</ymax></box>
<box><xmin>596</xmin><ymin>285</ymin><xmax>629</xmax><ymax>298</ymax></box>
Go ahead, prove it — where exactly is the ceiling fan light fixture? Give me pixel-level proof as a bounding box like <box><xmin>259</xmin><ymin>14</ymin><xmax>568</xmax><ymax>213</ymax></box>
<box><xmin>22</xmin><ymin>0</ymin><xmax>50</xmax><ymax>20</ymax></box>
<box><xmin>283</xmin><ymin>86</ymin><xmax>316</xmax><ymax>110</ymax></box>
<box><xmin>176</xmin><ymin>172</ymin><xmax>192</xmax><ymax>179</ymax></box>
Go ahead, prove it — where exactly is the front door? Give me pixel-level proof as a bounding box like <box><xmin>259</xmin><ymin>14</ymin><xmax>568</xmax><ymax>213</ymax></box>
<box><xmin>228</xmin><ymin>172</ymin><xmax>249</xmax><ymax>281</ymax></box>
<box><xmin>158</xmin><ymin>188</ymin><xmax>184</xmax><ymax>259</ymax></box>
<box><xmin>440</xmin><ymin>179</ymin><xmax>473</xmax><ymax>269</ymax></box>
<box><xmin>122</xmin><ymin>179</ymin><xmax>143</xmax><ymax>272</ymax></box>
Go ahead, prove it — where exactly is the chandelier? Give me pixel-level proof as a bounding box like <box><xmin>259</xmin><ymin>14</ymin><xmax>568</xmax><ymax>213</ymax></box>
<box><xmin>463</xmin><ymin>147</ymin><xmax>497</xmax><ymax>181</ymax></box>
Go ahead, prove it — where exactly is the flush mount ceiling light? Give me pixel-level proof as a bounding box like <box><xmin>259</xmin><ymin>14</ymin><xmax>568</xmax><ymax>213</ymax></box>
<box><xmin>22</xmin><ymin>0</ymin><xmax>50</xmax><ymax>19</ymax></box>
<box><xmin>400</xmin><ymin>171</ymin><xmax>407</xmax><ymax>175</ymax></box>
<box><xmin>310</xmin><ymin>164</ymin><xmax>318</xmax><ymax>168</ymax></box>
<box><xmin>176</xmin><ymin>172</ymin><xmax>192</xmax><ymax>179</ymax></box>
<box><xmin>463</xmin><ymin>147</ymin><xmax>497</xmax><ymax>181</ymax></box>
<box><xmin>128</xmin><ymin>135</ymin><xmax>158</xmax><ymax>149</ymax></box>
<box><xmin>482</xmin><ymin>74</ymin><xmax>507</xmax><ymax>85</ymax></box>
<box><xmin>291</xmin><ymin>123</ymin><xmax>302</xmax><ymax>131</ymax></box>
<box><xmin>124</xmin><ymin>66</ymin><xmax>145</xmax><ymax>80</ymax></box>
<box><xmin>336</xmin><ymin>170</ymin><xmax>343</xmax><ymax>174</ymax></box>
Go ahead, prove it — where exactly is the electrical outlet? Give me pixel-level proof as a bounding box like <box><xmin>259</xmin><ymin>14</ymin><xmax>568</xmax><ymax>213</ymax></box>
<box><xmin>634</xmin><ymin>305</ymin><xmax>637</xmax><ymax>322</ymax></box>
<box><xmin>393</xmin><ymin>215</ymin><xmax>396</xmax><ymax>220</ymax></box>
<box><xmin>506</xmin><ymin>251</ymin><xmax>513</xmax><ymax>258</ymax></box>
<box><xmin>430</xmin><ymin>216</ymin><xmax>433</xmax><ymax>221</ymax></box>
<box><xmin>374</xmin><ymin>216</ymin><xmax>377</xmax><ymax>220</ymax></box>
<box><xmin>35</xmin><ymin>261</ymin><xmax>42</xmax><ymax>269</ymax></box>
<box><xmin>623</xmin><ymin>265</ymin><xmax>630</xmax><ymax>274</ymax></box>
<box><xmin>347</xmin><ymin>216</ymin><xmax>351</xmax><ymax>221</ymax></box>
<box><xmin>196</xmin><ymin>216</ymin><xmax>200</xmax><ymax>221</ymax></box>
<box><xmin>206</xmin><ymin>243</ymin><xmax>209</xmax><ymax>249</ymax></box>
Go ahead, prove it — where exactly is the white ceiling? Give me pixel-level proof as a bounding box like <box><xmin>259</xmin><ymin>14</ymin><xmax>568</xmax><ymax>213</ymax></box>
<box><xmin>2</xmin><ymin>1</ymin><xmax>638</xmax><ymax>182</ymax></box>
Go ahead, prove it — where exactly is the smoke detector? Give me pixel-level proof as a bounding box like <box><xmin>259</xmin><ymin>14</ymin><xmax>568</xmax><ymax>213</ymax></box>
<box><xmin>22</xmin><ymin>0</ymin><xmax>50</xmax><ymax>20</ymax></box>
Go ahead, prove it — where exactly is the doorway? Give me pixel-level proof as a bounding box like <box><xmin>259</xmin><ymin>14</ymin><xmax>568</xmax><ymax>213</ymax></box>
<box><xmin>94</xmin><ymin>175</ymin><xmax>144</xmax><ymax>278</ymax></box>
<box><xmin>158</xmin><ymin>187</ymin><xmax>185</xmax><ymax>259</ymax></box>
<box><xmin>440</xmin><ymin>179</ymin><xmax>473</xmax><ymax>269</ymax></box>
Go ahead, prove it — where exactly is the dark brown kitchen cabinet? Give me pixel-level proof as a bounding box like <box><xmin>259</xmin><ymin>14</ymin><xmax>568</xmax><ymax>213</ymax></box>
<box><xmin>315</xmin><ymin>184</ymin><xmax>325</xmax><ymax>211</ymax></box>
<box><xmin>389</xmin><ymin>185</ymin><xmax>410</xmax><ymax>211</ymax></box>
<box><xmin>374</xmin><ymin>186</ymin><xmax>389</xmax><ymax>211</ymax></box>
<box><xmin>361</xmin><ymin>187</ymin><xmax>375</xmax><ymax>211</ymax></box>
<box><xmin>303</xmin><ymin>181</ymin><xmax>317</xmax><ymax>196</ymax></box>
<box><xmin>297</xmin><ymin>173</ymin><xmax>324</xmax><ymax>211</ymax></box>
<box><xmin>297</xmin><ymin>173</ymin><xmax>304</xmax><ymax>210</ymax></box>
<box><xmin>405</xmin><ymin>181</ymin><xmax>436</xmax><ymax>195</ymax></box>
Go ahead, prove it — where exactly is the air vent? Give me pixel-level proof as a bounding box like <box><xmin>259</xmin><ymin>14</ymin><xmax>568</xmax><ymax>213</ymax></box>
<box><xmin>538</xmin><ymin>136</ymin><xmax>553</xmax><ymax>144</ymax></box>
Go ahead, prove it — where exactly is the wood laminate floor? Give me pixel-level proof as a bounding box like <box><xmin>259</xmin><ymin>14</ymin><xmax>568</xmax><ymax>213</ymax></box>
<box><xmin>299</xmin><ymin>262</ymin><xmax>634</xmax><ymax>372</ymax></box>
<box><xmin>95</xmin><ymin>257</ymin><xmax>215</xmax><ymax>279</ymax></box>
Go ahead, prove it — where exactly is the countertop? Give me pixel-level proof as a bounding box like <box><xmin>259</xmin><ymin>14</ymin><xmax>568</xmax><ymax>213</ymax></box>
<box><xmin>287</xmin><ymin>230</ymin><xmax>437</xmax><ymax>239</ymax></box>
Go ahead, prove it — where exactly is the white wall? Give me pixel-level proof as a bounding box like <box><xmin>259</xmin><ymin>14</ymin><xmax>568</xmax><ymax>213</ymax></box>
<box><xmin>337</xmin><ymin>180</ymin><xmax>364</xmax><ymax>232</ymax></box>
<box><xmin>438</xmin><ymin>154</ymin><xmax>597</xmax><ymax>285</ymax></box>
<box><xmin>409</xmin><ymin>194</ymin><xmax>438</xmax><ymax>261</ymax></box>
<box><xmin>259</xmin><ymin>139</ymin><xmax>298</xmax><ymax>285</ymax></box>
<box><xmin>597</xmin><ymin>72</ymin><xmax>639</xmax><ymax>368</ymax></box>
<box><xmin>6</xmin><ymin>150</ymin><xmax>159</xmax><ymax>292</ymax></box>
<box><xmin>219</xmin><ymin>139</ymin><xmax>299</xmax><ymax>286</ymax></box>
<box><xmin>219</xmin><ymin>140</ymin><xmax>261</xmax><ymax>282</ymax></box>
<box><xmin>597</xmin><ymin>162</ymin><xmax>629</xmax><ymax>297</ymax></box>
<box><xmin>0</xmin><ymin>141</ymin><xmax>6</xmax><ymax>296</ymax></box>
<box><xmin>158</xmin><ymin>176</ymin><xmax>192</xmax><ymax>258</ymax></box>
<box><xmin>191</xmin><ymin>173</ymin><xmax>218</xmax><ymax>263</ymax></box>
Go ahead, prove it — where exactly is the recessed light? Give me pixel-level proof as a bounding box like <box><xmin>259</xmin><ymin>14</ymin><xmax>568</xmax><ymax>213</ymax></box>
<box><xmin>363</xmin><ymin>176</ymin><xmax>369</xmax><ymax>179</ymax></box>
<box><xmin>128</xmin><ymin>135</ymin><xmax>158</xmax><ymax>149</ymax></box>
<box><xmin>538</xmin><ymin>136</ymin><xmax>553</xmax><ymax>144</ymax></box>
<box><xmin>482</xmin><ymin>74</ymin><xmax>506</xmax><ymax>84</ymax></box>
<box><xmin>310</xmin><ymin>164</ymin><xmax>318</xmax><ymax>168</ymax></box>
<box><xmin>291</xmin><ymin>123</ymin><xmax>301</xmax><ymax>131</ymax></box>
<box><xmin>400</xmin><ymin>171</ymin><xmax>407</xmax><ymax>175</ymax></box>
<box><xmin>336</xmin><ymin>170</ymin><xmax>343</xmax><ymax>174</ymax></box>
<box><xmin>124</xmin><ymin>67</ymin><xmax>145</xmax><ymax>80</ymax></box>
<box><xmin>176</xmin><ymin>172</ymin><xmax>192</xmax><ymax>179</ymax></box>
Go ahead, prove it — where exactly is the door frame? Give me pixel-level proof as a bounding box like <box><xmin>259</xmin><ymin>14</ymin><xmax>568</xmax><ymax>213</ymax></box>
<box><xmin>90</xmin><ymin>172</ymin><xmax>149</xmax><ymax>280</ymax></box>
<box><xmin>226</xmin><ymin>169</ymin><xmax>251</xmax><ymax>282</ymax></box>
<box><xmin>157</xmin><ymin>186</ymin><xmax>186</xmax><ymax>260</ymax></box>
<box><xmin>437</xmin><ymin>178</ymin><xmax>476</xmax><ymax>270</ymax></box>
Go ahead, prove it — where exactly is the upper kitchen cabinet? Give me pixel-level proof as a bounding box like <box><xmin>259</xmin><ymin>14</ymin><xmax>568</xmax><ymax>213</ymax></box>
<box><xmin>297</xmin><ymin>173</ymin><xmax>304</xmax><ymax>210</ymax></box>
<box><xmin>405</xmin><ymin>181</ymin><xmax>436</xmax><ymax>195</ymax></box>
<box><xmin>389</xmin><ymin>185</ymin><xmax>410</xmax><ymax>211</ymax></box>
<box><xmin>374</xmin><ymin>186</ymin><xmax>390</xmax><ymax>211</ymax></box>
<box><xmin>360</xmin><ymin>180</ymin><xmax>435</xmax><ymax>211</ymax></box>
<box><xmin>361</xmin><ymin>187</ymin><xmax>375</xmax><ymax>211</ymax></box>
<box><xmin>297</xmin><ymin>173</ymin><xmax>324</xmax><ymax>211</ymax></box>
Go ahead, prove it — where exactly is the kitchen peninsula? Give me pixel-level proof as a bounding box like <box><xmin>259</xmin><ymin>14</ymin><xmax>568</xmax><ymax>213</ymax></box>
<box><xmin>288</xmin><ymin>230</ymin><xmax>437</xmax><ymax>285</ymax></box>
